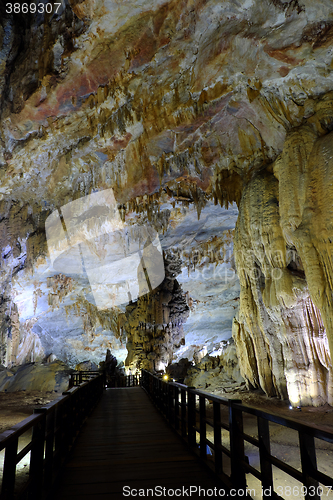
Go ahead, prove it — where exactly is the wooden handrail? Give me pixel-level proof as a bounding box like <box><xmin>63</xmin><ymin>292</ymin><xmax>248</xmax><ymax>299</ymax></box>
<box><xmin>0</xmin><ymin>372</ymin><xmax>105</xmax><ymax>500</ymax></box>
<box><xmin>141</xmin><ymin>369</ymin><xmax>333</xmax><ymax>500</ymax></box>
<box><xmin>69</xmin><ymin>371</ymin><xmax>102</xmax><ymax>387</ymax></box>
<box><xmin>107</xmin><ymin>374</ymin><xmax>141</xmax><ymax>388</ymax></box>
<box><xmin>69</xmin><ymin>372</ymin><xmax>141</xmax><ymax>388</ymax></box>
<box><xmin>0</xmin><ymin>413</ymin><xmax>44</xmax><ymax>447</ymax></box>
<box><xmin>232</xmin><ymin>402</ymin><xmax>333</xmax><ymax>442</ymax></box>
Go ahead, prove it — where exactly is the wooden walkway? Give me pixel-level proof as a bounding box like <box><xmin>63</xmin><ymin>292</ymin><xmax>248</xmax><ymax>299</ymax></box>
<box><xmin>52</xmin><ymin>387</ymin><xmax>221</xmax><ymax>500</ymax></box>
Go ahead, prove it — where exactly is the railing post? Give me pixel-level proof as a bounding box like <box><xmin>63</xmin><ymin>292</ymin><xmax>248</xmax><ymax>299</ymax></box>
<box><xmin>199</xmin><ymin>395</ymin><xmax>207</xmax><ymax>460</ymax></box>
<box><xmin>213</xmin><ymin>401</ymin><xmax>222</xmax><ymax>475</ymax></box>
<box><xmin>160</xmin><ymin>379</ymin><xmax>164</xmax><ymax>413</ymax></box>
<box><xmin>181</xmin><ymin>388</ymin><xmax>187</xmax><ymax>438</ymax></box>
<box><xmin>229</xmin><ymin>399</ymin><xmax>246</xmax><ymax>491</ymax></box>
<box><xmin>30</xmin><ymin>411</ymin><xmax>46</xmax><ymax>500</ymax></box>
<box><xmin>258</xmin><ymin>416</ymin><xmax>273</xmax><ymax>498</ymax></box>
<box><xmin>152</xmin><ymin>377</ymin><xmax>155</xmax><ymax>401</ymax></box>
<box><xmin>187</xmin><ymin>388</ymin><xmax>196</xmax><ymax>448</ymax></box>
<box><xmin>61</xmin><ymin>391</ymin><xmax>73</xmax><ymax>453</ymax></box>
<box><xmin>299</xmin><ymin>431</ymin><xmax>320</xmax><ymax>500</ymax></box>
<box><xmin>170</xmin><ymin>385</ymin><xmax>174</xmax><ymax>427</ymax></box>
<box><xmin>44</xmin><ymin>409</ymin><xmax>55</xmax><ymax>487</ymax></box>
<box><xmin>158</xmin><ymin>379</ymin><xmax>162</xmax><ymax>412</ymax></box>
<box><xmin>154</xmin><ymin>378</ymin><xmax>158</xmax><ymax>406</ymax></box>
<box><xmin>160</xmin><ymin>380</ymin><xmax>163</xmax><ymax>414</ymax></box>
<box><xmin>164</xmin><ymin>382</ymin><xmax>169</xmax><ymax>416</ymax></box>
<box><xmin>174</xmin><ymin>387</ymin><xmax>180</xmax><ymax>431</ymax></box>
<box><xmin>54</xmin><ymin>402</ymin><xmax>62</xmax><ymax>470</ymax></box>
<box><xmin>1</xmin><ymin>436</ymin><xmax>18</xmax><ymax>499</ymax></box>
<box><xmin>168</xmin><ymin>384</ymin><xmax>173</xmax><ymax>423</ymax></box>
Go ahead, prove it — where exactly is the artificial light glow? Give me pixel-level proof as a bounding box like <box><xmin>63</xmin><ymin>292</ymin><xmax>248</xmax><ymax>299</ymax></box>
<box><xmin>286</xmin><ymin>374</ymin><xmax>301</xmax><ymax>407</ymax></box>
<box><xmin>289</xmin><ymin>405</ymin><xmax>293</xmax><ymax>410</ymax></box>
<box><xmin>163</xmin><ymin>375</ymin><xmax>168</xmax><ymax>381</ymax></box>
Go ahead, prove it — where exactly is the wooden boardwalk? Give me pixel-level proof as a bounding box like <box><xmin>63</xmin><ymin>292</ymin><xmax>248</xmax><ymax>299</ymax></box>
<box><xmin>53</xmin><ymin>387</ymin><xmax>221</xmax><ymax>500</ymax></box>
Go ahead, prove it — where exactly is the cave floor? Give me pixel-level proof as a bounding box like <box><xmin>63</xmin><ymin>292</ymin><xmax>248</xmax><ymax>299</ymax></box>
<box><xmin>213</xmin><ymin>388</ymin><xmax>333</xmax><ymax>430</ymax></box>
<box><xmin>0</xmin><ymin>390</ymin><xmax>61</xmax><ymax>433</ymax></box>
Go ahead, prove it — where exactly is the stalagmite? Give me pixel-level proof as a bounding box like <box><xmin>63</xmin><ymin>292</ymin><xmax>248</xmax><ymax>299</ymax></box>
<box><xmin>0</xmin><ymin>0</ymin><xmax>333</xmax><ymax>407</ymax></box>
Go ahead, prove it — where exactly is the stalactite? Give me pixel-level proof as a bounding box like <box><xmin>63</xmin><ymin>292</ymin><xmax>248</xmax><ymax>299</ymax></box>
<box><xmin>64</xmin><ymin>296</ymin><xmax>125</xmax><ymax>343</ymax></box>
<box><xmin>123</xmin><ymin>252</ymin><xmax>189</xmax><ymax>372</ymax></box>
<box><xmin>213</xmin><ymin>168</ymin><xmax>243</xmax><ymax>208</ymax></box>
<box><xmin>234</xmin><ymin>134</ymin><xmax>333</xmax><ymax>405</ymax></box>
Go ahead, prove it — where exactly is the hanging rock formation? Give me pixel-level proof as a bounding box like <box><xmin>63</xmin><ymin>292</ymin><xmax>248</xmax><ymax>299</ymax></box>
<box><xmin>0</xmin><ymin>0</ymin><xmax>333</xmax><ymax>404</ymax></box>
<box><xmin>233</xmin><ymin>122</ymin><xmax>333</xmax><ymax>406</ymax></box>
<box><xmin>124</xmin><ymin>252</ymin><xmax>189</xmax><ymax>372</ymax></box>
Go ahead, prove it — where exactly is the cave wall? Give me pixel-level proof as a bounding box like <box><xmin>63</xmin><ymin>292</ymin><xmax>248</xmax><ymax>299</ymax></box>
<box><xmin>0</xmin><ymin>0</ymin><xmax>333</xmax><ymax>403</ymax></box>
<box><xmin>233</xmin><ymin>124</ymin><xmax>333</xmax><ymax>406</ymax></box>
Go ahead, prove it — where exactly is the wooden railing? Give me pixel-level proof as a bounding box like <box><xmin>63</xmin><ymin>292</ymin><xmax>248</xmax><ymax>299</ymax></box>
<box><xmin>107</xmin><ymin>374</ymin><xmax>141</xmax><ymax>387</ymax></box>
<box><xmin>141</xmin><ymin>370</ymin><xmax>333</xmax><ymax>500</ymax></box>
<box><xmin>0</xmin><ymin>373</ymin><xmax>104</xmax><ymax>500</ymax></box>
<box><xmin>70</xmin><ymin>372</ymin><xmax>140</xmax><ymax>388</ymax></box>
<box><xmin>69</xmin><ymin>371</ymin><xmax>103</xmax><ymax>387</ymax></box>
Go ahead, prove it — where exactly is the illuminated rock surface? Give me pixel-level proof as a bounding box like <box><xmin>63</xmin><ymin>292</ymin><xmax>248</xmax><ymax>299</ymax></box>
<box><xmin>0</xmin><ymin>0</ymin><xmax>333</xmax><ymax>403</ymax></box>
<box><xmin>0</xmin><ymin>361</ymin><xmax>71</xmax><ymax>392</ymax></box>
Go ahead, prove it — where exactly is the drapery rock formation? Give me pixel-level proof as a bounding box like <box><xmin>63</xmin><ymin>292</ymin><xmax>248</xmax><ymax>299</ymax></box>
<box><xmin>123</xmin><ymin>251</ymin><xmax>190</xmax><ymax>372</ymax></box>
<box><xmin>233</xmin><ymin>124</ymin><xmax>333</xmax><ymax>406</ymax></box>
<box><xmin>0</xmin><ymin>0</ymin><xmax>333</xmax><ymax>404</ymax></box>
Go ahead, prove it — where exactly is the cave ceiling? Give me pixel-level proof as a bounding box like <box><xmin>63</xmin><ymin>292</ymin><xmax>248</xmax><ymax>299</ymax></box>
<box><xmin>1</xmin><ymin>0</ymin><xmax>333</xmax><ymax>207</ymax></box>
<box><xmin>1</xmin><ymin>0</ymin><xmax>333</xmax><ymax>405</ymax></box>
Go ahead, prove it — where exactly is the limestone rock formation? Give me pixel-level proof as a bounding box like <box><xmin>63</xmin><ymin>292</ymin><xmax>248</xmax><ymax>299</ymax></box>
<box><xmin>184</xmin><ymin>342</ymin><xmax>245</xmax><ymax>392</ymax></box>
<box><xmin>0</xmin><ymin>0</ymin><xmax>333</xmax><ymax>404</ymax></box>
<box><xmin>0</xmin><ymin>361</ymin><xmax>71</xmax><ymax>393</ymax></box>
<box><xmin>124</xmin><ymin>252</ymin><xmax>189</xmax><ymax>372</ymax></box>
<box><xmin>233</xmin><ymin>126</ymin><xmax>333</xmax><ymax>406</ymax></box>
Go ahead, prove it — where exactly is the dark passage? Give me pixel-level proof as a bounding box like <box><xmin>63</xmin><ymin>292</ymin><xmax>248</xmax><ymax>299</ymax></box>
<box><xmin>53</xmin><ymin>387</ymin><xmax>220</xmax><ymax>500</ymax></box>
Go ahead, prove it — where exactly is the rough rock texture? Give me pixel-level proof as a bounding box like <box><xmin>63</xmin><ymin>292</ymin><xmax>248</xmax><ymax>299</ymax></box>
<box><xmin>124</xmin><ymin>252</ymin><xmax>189</xmax><ymax>372</ymax></box>
<box><xmin>233</xmin><ymin>127</ymin><xmax>333</xmax><ymax>406</ymax></box>
<box><xmin>0</xmin><ymin>0</ymin><xmax>333</xmax><ymax>403</ymax></box>
<box><xmin>184</xmin><ymin>342</ymin><xmax>245</xmax><ymax>392</ymax></box>
<box><xmin>0</xmin><ymin>361</ymin><xmax>71</xmax><ymax>392</ymax></box>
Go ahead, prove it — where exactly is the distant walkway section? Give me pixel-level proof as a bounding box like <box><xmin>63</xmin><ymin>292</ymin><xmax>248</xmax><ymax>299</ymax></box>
<box><xmin>53</xmin><ymin>387</ymin><xmax>221</xmax><ymax>500</ymax></box>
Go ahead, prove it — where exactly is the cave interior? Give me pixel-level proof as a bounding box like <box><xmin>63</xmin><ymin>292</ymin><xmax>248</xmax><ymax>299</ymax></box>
<box><xmin>0</xmin><ymin>0</ymin><xmax>333</xmax><ymax>412</ymax></box>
